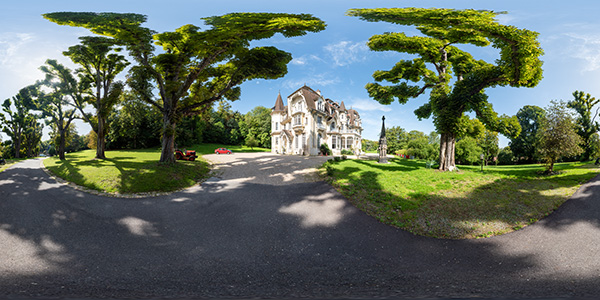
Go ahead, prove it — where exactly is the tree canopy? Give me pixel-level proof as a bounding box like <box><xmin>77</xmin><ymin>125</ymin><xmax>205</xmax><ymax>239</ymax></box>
<box><xmin>63</xmin><ymin>36</ymin><xmax>128</xmax><ymax>159</ymax></box>
<box><xmin>567</xmin><ymin>90</ymin><xmax>600</xmax><ymax>161</ymax></box>
<box><xmin>44</xmin><ymin>12</ymin><xmax>326</xmax><ymax>163</ymax></box>
<box><xmin>347</xmin><ymin>7</ymin><xmax>543</xmax><ymax>171</ymax></box>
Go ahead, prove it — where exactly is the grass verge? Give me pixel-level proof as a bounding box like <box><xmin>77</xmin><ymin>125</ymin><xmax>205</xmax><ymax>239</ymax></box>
<box><xmin>322</xmin><ymin>157</ymin><xmax>600</xmax><ymax>239</ymax></box>
<box><xmin>184</xmin><ymin>143</ymin><xmax>270</xmax><ymax>155</ymax></box>
<box><xmin>0</xmin><ymin>158</ymin><xmax>29</xmax><ymax>173</ymax></box>
<box><xmin>44</xmin><ymin>149</ymin><xmax>211</xmax><ymax>194</ymax></box>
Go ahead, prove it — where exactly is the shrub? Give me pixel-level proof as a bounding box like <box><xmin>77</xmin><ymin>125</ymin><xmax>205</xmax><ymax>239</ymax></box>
<box><xmin>334</xmin><ymin>156</ymin><xmax>342</xmax><ymax>162</ymax></box>
<box><xmin>342</xmin><ymin>155</ymin><xmax>347</xmax><ymax>160</ymax></box>
<box><xmin>320</xmin><ymin>143</ymin><xmax>332</xmax><ymax>156</ymax></box>
<box><xmin>341</xmin><ymin>149</ymin><xmax>353</xmax><ymax>155</ymax></box>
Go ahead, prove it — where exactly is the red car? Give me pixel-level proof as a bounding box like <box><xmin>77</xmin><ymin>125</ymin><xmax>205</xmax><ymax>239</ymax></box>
<box><xmin>215</xmin><ymin>148</ymin><xmax>232</xmax><ymax>154</ymax></box>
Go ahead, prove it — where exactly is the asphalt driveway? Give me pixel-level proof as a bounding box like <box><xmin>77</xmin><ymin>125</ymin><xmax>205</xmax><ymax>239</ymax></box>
<box><xmin>1</xmin><ymin>154</ymin><xmax>600</xmax><ymax>298</ymax></box>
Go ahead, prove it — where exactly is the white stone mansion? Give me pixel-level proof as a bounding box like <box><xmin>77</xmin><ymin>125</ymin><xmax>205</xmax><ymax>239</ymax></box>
<box><xmin>271</xmin><ymin>85</ymin><xmax>363</xmax><ymax>156</ymax></box>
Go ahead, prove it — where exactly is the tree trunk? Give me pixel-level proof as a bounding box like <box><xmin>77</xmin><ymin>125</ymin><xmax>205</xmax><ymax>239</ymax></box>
<box><xmin>96</xmin><ymin>116</ymin><xmax>106</xmax><ymax>159</ymax></box>
<box><xmin>14</xmin><ymin>135</ymin><xmax>22</xmax><ymax>159</ymax></box>
<box><xmin>438</xmin><ymin>132</ymin><xmax>456</xmax><ymax>171</ymax></box>
<box><xmin>159</xmin><ymin>115</ymin><xmax>177</xmax><ymax>164</ymax></box>
<box><xmin>58</xmin><ymin>129</ymin><xmax>66</xmax><ymax>161</ymax></box>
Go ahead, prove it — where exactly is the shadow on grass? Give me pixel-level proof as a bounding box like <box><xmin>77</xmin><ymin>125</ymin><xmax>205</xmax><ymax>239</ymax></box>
<box><xmin>328</xmin><ymin>159</ymin><xmax>600</xmax><ymax>239</ymax></box>
<box><xmin>46</xmin><ymin>152</ymin><xmax>211</xmax><ymax>194</ymax></box>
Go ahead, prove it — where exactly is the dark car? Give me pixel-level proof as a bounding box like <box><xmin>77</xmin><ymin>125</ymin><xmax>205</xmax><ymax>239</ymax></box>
<box><xmin>215</xmin><ymin>148</ymin><xmax>232</xmax><ymax>154</ymax></box>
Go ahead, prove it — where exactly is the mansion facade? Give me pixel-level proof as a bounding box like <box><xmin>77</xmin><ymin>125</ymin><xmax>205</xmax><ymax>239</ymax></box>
<box><xmin>271</xmin><ymin>85</ymin><xmax>363</xmax><ymax>156</ymax></box>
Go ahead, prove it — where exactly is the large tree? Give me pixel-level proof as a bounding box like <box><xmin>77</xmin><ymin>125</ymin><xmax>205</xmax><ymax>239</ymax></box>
<box><xmin>348</xmin><ymin>8</ymin><xmax>543</xmax><ymax>171</ymax></box>
<box><xmin>536</xmin><ymin>101</ymin><xmax>583</xmax><ymax>173</ymax></box>
<box><xmin>509</xmin><ymin>105</ymin><xmax>545</xmax><ymax>163</ymax></box>
<box><xmin>44</xmin><ymin>12</ymin><xmax>326</xmax><ymax>163</ymax></box>
<box><xmin>36</xmin><ymin>60</ymin><xmax>82</xmax><ymax>160</ymax></box>
<box><xmin>63</xmin><ymin>36</ymin><xmax>129</xmax><ymax>159</ymax></box>
<box><xmin>0</xmin><ymin>86</ymin><xmax>36</xmax><ymax>158</ymax></box>
<box><xmin>22</xmin><ymin>114</ymin><xmax>44</xmax><ymax>158</ymax></box>
<box><xmin>567</xmin><ymin>90</ymin><xmax>600</xmax><ymax>161</ymax></box>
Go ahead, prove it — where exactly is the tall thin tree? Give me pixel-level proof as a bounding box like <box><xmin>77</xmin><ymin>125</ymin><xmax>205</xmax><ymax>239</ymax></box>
<box><xmin>63</xmin><ymin>36</ymin><xmax>128</xmax><ymax>159</ymax></box>
<box><xmin>36</xmin><ymin>60</ymin><xmax>81</xmax><ymax>160</ymax></box>
<box><xmin>567</xmin><ymin>90</ymin><xmax>600</xmax><ymax>161</ymax></box>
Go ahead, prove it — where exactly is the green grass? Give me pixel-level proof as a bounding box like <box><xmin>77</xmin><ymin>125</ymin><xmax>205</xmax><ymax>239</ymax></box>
<box><xmin>44</xmin><ymin>149</ymin><xmax>211</xmax><ymax>194</ymax></box>
<box><xmin>322</xmin><ymin>158</ymin><xmax>600</xmax><ymax>239</ymax></box>
<box><xmin>42</xmin><ymin>144</ymin><xmax>269</xmax><ymax>195</ymax></box>
<box><xmin>0</xmin><ymin>158</ymin><xmax>29</xmax><ymax>173</ymax></box>
<box><xmin>188</xmin><ymin>143</ymin><xmax>270</xmax><ymax>155</ymax></box>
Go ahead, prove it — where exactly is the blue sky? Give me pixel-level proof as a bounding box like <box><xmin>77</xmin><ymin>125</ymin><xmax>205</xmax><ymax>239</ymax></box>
<box><xmin>2</xmin><ymin>0</ymin><xmax>600</xmax><ymax>147</ymax></box>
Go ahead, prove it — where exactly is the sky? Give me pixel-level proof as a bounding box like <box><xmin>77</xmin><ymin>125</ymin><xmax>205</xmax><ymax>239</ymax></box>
<box><xmin>2</xmin><ymin>0</ymin><xmax>600</xmax><ymax>147</ymax></box>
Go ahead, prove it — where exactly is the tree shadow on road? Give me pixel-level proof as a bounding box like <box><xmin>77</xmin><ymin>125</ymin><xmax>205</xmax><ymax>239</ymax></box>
<box><xmin>1</xmin><ymin>158</ymin><xmax>600</xmax><ymax>298</ymax></box>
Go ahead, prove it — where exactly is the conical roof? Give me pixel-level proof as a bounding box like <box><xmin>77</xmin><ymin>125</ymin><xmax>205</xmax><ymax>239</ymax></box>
<box><xmin>273</xmin><ymin>92</ymin><xmax>285</xmax><ymax>112</ymax></box>
<box><xmin>339</xmin><ymin>101</ymin><xmax>347</xmax><ymax>112</ymax></box>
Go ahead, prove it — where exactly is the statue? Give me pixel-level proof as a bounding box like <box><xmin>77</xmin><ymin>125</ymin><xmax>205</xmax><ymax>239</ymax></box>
<box><xmin>378</xmin><ymin>116</ymin><xmax>388</xmax><ymax>163</ymax></box>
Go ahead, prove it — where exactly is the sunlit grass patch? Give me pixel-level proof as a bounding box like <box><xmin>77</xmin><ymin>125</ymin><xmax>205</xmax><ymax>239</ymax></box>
<box><xmin>44</xmin><ymin>149</ymin><xmax>211</xmax><ymax>194</ymax></box>
<box><xmin>322</xmin><ymin>158</ymin><xmax>600</xmax><ymax>239</ymax></box>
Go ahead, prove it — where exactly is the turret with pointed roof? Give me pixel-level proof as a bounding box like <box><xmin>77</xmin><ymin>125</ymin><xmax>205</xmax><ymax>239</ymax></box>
<box><xmin>273</xmin><ymin>92</ymin><xmax>285</xmax><ymax>112</ymax></box>
<box><xmin>339</xmin><ymin>101</ymin><xmax>347</xmax><ymax>112</ymax></box>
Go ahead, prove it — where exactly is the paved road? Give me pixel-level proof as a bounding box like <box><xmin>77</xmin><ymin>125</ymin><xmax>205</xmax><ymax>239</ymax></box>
<box><xmin>1</xmin><ymin>154</ymin><xmax>600</xmax><ymax>298</ymax></box>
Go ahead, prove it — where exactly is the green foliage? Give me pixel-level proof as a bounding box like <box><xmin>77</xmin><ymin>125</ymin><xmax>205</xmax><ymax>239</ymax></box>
<box><xmin>341</xmin><ymin>149</ymin><xmax>354</xmax><ymax>155</ymax></box>
<box><xmin>63</xmin><ymin>35</ymin><xmax>129</xmax><ymax>159</ymax></box>
<box><xmin>385</xmin><ymin>126</ymin><xmax>408</xmax><ymax>153</ymax></box>
<box><xmin>320</xmin><ymin>143</ymin><xmax>332</xmax><ymax>156</ymax></box>
<box><xmin>44</xmin><ymin>11</ymin><xmax>326</xmax><ymax>163</ymax></box>
<box><xmin>497</xmin><ymin>146</ymin><xmax>515</xmax><ymax>165</ymax></box>
<box><xmin>51</xmin><ymin>122</ymin><xmax>87</xmax><ymax>153</ymax></box>
<box><xmin>107</xmin><ymin>91</ymin><xmax>162</xmax><ymax>149</ymax></box>
<box><xmin>244</xmin><ymin>106</ymin><xmax>272</xmax><ymax>148</ymax></box>
<box><xmin>567</xmin><ymin>90</ymin><xmax>600</xmax><ymax>161</ymax></box>
<box><xmin>22</xmin><ymin>114</ymin><xmax>43</xmax><ymax>157</ymax></box>
<box><xmin>509</xmin><ymin>105</ymin><xmax>546</xmax><ymax>163</ymax></box>
<box><xmin>478</xmin><ymin>129</ymin><xmax>499</xmax><ymax>165</ymax></box>
<box><xmin>455</xmin><ymin>136</ymin><xmax>483</xmax><ymax>165</ymax></box>
<box><xmin>536</xmin><ymin>101</ymin><xmax>583</xmax><ymax>173</ymax></box>
<box><xmin>0</xmin><ymin>86</ymin><xmax>38</xmax><ymax>158</ymax></box>
<box><xmin>36</xmin><ymin>60</ymin><xmax>82</xmax><ymax>160</ymax></box>
<box><xmin>362</xmin><ymin>139</ymin><xmax>379</xmax><ymax>152</ymax></box>
<box><xmin>348</xmin><ymin>7</ymin><xmax>542</xmax><ymax>170</ymax></box>
<box><xmin>245</xmin><ymin>136</ymin><xmax>259</xmax><ymax>150</ymax></box>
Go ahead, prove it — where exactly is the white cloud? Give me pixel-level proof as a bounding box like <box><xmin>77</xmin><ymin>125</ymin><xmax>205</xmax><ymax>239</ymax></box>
<box><xmin>0</xmin><ymin>33</ymin><xmax>34</xmax><ymax>66</ymax></box>
<box><xmin>324</xmin><ymin>41</ymin><xmax>369</xmax><ymax>67</ymax></box>
<box><xmin>282</xmin><ymin>73</ymin><xmax>340</xmax><ymax>90</ymax></box>
<box><xmin>290</xmin><ymin>54</ymin><xmax>323</xmax><ymax>66</ymax></box>
<box><xmin>560</xmin><ymin>33</ymin><xmax>600</xmax><ymax>72</ymax></box>
<box><xmin>347</xmin><ymin>98</ymin><xmax>392</xmax><ymax>112</ymax></box>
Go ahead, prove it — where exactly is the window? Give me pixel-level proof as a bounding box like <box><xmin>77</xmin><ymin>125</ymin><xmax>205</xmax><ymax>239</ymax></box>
<box><xmin>275</xmin><ymin>137</ymin><xmax>279</xmax><ymax>146</ymax></box>
<box><xmin>332</xmin><ymin>136</ymin><xmax>337</xmax><ymax>149</ymax></box>
<box><xmin>294</xmin><ymin>115</ymin><xmax>301</xmax><ymax>126</ymax></box>
<box><xmin>295</xmin><ymin>135</ymin><xmax>298</xmax><ymax>149</ymax></box>
<box><xmin>275</xmin><ymin>122</ymin><xmax>279</xmax><ymax>131</ymax></box>
<box><xmin>347</xmin><ymin>137</ymin><xmax>353</xmax><ymax>149</ymax></box>
<box><xmin>317</xmin><ymin>116</ymin><xmax>322</xmax><ymax>124</ymax></box>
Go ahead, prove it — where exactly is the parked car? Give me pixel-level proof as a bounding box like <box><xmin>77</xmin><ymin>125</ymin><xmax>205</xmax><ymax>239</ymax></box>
<box><xmin>215</xmin><ymin>148</ymin><xmax>232</xmax><ymax>154</ymax></box>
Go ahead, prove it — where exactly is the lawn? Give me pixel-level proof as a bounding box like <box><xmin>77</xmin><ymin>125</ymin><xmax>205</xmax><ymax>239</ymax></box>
<box><xmin>42</xmin><ymin>144</ymin><xmax>270</xmax><ymax>195</ymax></box>
<box><xmin>44</xmin><ymin>148</ymin><xmax>212</xmax><ymax>194</ymax></box>
<box><xmin>0</xmin><ymin>158</ymin><xmax>29</xmax><ymax>173</ymax></box>
<box><xmin>322</xmin><ymin>157</ymin><xmax>600</xmax><ymax>239</ymax></box>
<box><xmin>189</xmin><ymin>143</ymin><xmax>270</xmax><ymax>155</ymax></box>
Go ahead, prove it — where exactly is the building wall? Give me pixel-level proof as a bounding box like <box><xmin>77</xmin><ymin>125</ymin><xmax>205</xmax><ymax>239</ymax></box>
<box><xmin>271</xmin><ymin>88</ymin><xmax>363</xmax><ymax>156</ymax></box>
